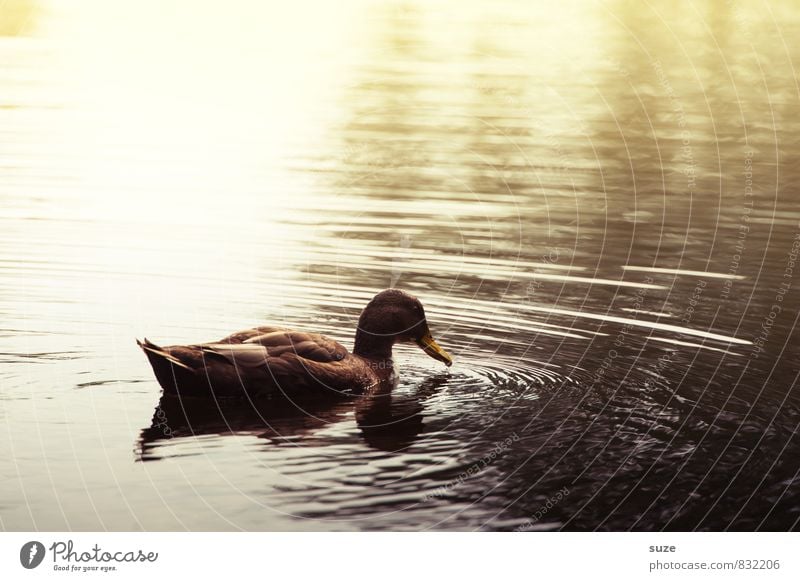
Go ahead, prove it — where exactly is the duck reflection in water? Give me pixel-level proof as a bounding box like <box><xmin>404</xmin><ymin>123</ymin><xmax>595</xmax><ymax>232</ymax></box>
<box><xmin>136</xmin><ymin>373</ymin><xmax>451</xmax><ymax>460</ymax></box>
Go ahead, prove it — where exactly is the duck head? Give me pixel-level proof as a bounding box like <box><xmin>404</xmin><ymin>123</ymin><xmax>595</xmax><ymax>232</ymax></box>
<box><xmin>353</xmin><ymin>289</ymin><xmax>453</xmax><ymax>366</ymax></box>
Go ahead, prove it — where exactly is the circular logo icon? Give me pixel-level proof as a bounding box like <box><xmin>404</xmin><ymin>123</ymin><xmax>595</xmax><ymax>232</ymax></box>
<box><xmin>20</xmin><ymin>541</ymin><xmax>45</xmax><ymax>569</ymax></box>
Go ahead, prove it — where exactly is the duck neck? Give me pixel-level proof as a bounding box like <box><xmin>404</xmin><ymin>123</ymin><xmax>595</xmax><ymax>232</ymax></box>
<box><xmin>353</xmin><ymin>328</ymin><xmax>395</xmax><ymax>361</ymax></box>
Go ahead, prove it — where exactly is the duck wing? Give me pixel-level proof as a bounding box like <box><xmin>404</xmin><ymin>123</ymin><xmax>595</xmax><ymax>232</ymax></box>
<box><xmin>214</xmin><ymin>327</ymin><xmax>348</xmax><ymax>362</ymax></box>
<box><xmin>216</xmin><ymin>325</ymin><xmax>289</xmax><ymax>344</ymax></box>
<box><xmin>199</xmin><ymin>333</ymin><xmax>352</xmax><ymax>394</ymax></box>
<box><xmin>139</xmin><ymin>330</ymin><xmax>354</xmax><ymax>398</ymax></box>
<box><xmin>240</xmin><ymin>330</ymin><xmax>347</xmax><ymax>362</ymax></box>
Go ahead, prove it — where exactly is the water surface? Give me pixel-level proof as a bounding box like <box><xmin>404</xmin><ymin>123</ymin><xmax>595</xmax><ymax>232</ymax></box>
<box><xmin>2</xmin><ymin>0</ymin><xmax>800</xmax><ymax>531</ymax></box>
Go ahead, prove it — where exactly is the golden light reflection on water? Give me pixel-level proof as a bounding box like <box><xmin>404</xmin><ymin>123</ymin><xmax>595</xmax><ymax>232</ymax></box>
<box><xmin>46</xmin><ymin>0</ymin><xmax>369</xmax><ymax>213</ymax></box>
<box><xmin>3</xmin><ymin>1</ymin><xmax>383</xmax><ymax>332</ymax></box>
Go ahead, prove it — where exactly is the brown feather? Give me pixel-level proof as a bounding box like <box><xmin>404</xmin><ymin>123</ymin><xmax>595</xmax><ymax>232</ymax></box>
<box><xmin>137</xmin><ymin>289</ymin><xmax>452</xmax><ymax>398</ymax></box>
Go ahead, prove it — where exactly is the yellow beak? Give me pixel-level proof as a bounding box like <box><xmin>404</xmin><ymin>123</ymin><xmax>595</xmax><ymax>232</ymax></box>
<box><xmin>416</xmin><ymin>331</ymin><xmax>453</xmax><ymax>367</ymax></box>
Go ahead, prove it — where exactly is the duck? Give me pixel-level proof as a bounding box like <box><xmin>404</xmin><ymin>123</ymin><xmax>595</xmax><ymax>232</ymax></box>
<box><xmin>137</xmin><ymin>288</ymin><xmax>453</xmax><ymax>398</ymax></box>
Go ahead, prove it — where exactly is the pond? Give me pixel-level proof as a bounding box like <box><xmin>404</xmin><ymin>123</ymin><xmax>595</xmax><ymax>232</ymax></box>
<box><xmin>1</xmin><ymin>0</ymin><xmax>799</xmax><ymax>531</ymax></box>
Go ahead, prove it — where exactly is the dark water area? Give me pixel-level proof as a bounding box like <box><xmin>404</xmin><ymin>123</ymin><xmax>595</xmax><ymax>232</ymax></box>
<box><xmin>1</xmin><ymin>0</ymin><xmax>800</xmax><ymax>531</ymax></box>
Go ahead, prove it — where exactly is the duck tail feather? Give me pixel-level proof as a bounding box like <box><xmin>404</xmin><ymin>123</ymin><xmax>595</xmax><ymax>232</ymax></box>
<box><xmin>136</xmin><ymin>338</ymin><xmax>193</xmax><ymax>371</ymax></box>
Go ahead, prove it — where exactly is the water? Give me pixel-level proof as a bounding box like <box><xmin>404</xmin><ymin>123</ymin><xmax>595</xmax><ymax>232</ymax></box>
<box><xmin>1</xmin><ymin>0</ymin><xmax>800</xmax><ymax>531</ymax></box>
